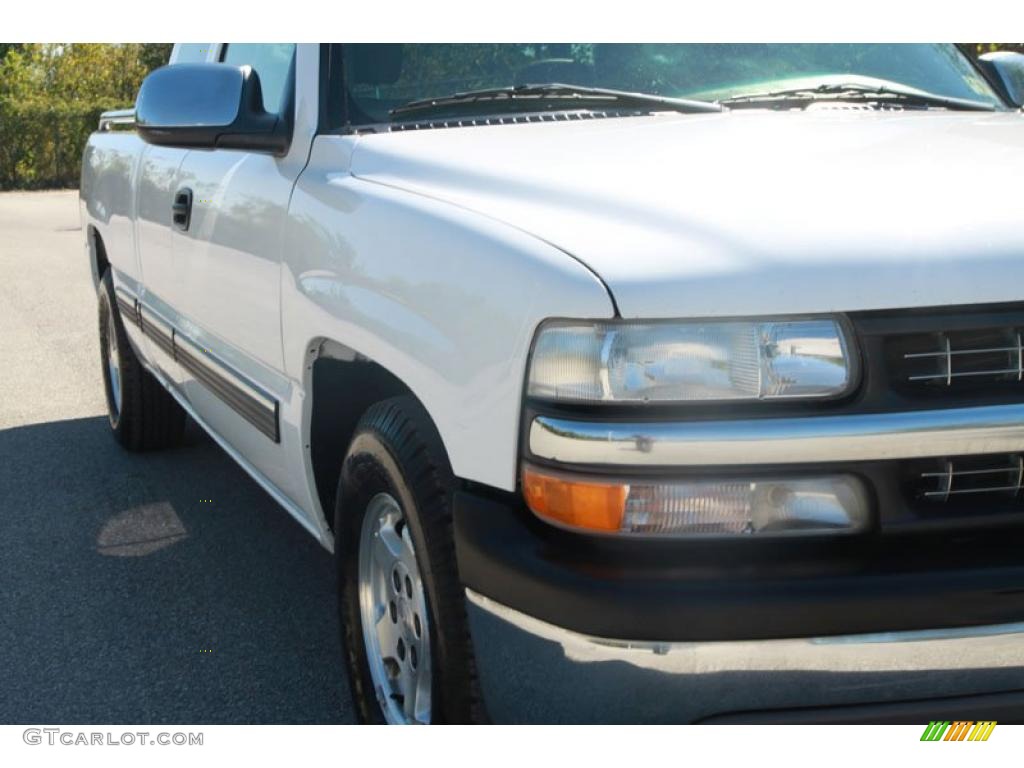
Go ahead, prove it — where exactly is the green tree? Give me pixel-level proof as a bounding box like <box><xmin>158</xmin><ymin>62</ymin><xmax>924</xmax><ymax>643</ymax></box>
<box><xmin>966</xmin><ymin>43</ymin><xmax>1024</xmax><ymax>56</ymax></box>
<box><xmin>0</xmin><ymin>43</ymin><xmax>170</xmax><ymax>189</ymax></box>
<box><xmin>140</xmin><ymin>43</ymin><xmax>173</xmax><ymax>72</ymax></box>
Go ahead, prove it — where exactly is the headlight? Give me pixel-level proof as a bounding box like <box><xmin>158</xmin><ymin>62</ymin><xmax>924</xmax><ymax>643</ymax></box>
<box><xmin>527</xmin><ymin>317</ymin><xmax>855</xmax><ymax>403</ymax></box>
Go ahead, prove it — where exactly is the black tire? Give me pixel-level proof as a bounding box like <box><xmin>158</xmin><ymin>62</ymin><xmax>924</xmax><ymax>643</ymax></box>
<box><xmin>98</xmin><ymin>270</ymin><xmax>186</xmax><ymax>451</ymax></box>
<box><xmin>335</xmin><ymin>396</ymin><xmax>483</xmax><ymax>724</ymax></box>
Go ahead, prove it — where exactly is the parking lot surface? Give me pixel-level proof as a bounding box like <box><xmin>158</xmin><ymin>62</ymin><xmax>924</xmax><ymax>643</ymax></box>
<box><xmin>0</xmin><ymin>191</ymin><xmax>353</xmax><ymax>723</ymax></box>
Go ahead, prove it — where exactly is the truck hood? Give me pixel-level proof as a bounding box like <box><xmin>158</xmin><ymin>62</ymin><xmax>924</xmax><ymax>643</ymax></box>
<box><xmin>350</xmin><ymin>110</ymin><xmax>1024</xmax><ymax>318</ymax></box>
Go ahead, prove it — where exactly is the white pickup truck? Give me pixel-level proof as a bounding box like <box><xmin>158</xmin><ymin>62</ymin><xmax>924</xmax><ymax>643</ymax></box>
<box><xmin>81</xmin><ymin>44</ymin><xmax>1024</xmax><ymax>724</ymax></box>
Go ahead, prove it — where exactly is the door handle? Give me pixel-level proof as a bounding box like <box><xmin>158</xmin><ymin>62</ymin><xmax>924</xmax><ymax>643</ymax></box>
<box><xmin>172</xmin><ymin>187</ymin><xmax>193</xmax><ymax>231</ymax></box>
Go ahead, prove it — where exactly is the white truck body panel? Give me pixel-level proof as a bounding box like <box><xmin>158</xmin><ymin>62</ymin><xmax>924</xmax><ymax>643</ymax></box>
<box><xmin>284</xmin><ymin>136</ymin><xmax>616</xmax><ymax>501</ymax></box>
<box><xmin>347</xmin><ymin>109</ymin><xmax>1024</xmax><ymax>319</ymax></box>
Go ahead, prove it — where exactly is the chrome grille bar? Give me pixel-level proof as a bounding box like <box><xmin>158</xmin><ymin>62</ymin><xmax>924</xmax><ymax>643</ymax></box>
<box><xmin>904</xmin><ymin>330</ymin><xmax>1024</xmax><ymax>385</ymax></box>
<box><xmin>529</xmin><ymin>405</ymin><xmax>1024</xmax><ymax>467</ymax></box>
<box><xmin>1017</xmin><ymin>332</ymin><xmax>1022</xmax><ymax>382</ymax></box>
<box><xmin>905</xmin><ymin>345</ymin><xmax>1023</xmax><ymax>358</ymax></box>
<box><xmin>921</xmin><ymin>466</ymin><xmax>1023</xmax><ymax>477</ymax></box>
<box><xmin>910</xmin><ymin>368</ymin><xmax>1024</xmax><ymax>382</ymax></box>
<box><xmin>919</xmin><ymin>455</ymin><xmax>1024</xmax><ymax>500</ymax></box>
<box><xmin>945</xmin><ymin>334</ymin><xmax>952</xmax><ymax>386</ymax></box>
<box><xmin>923</xmin><ymin>486</ymin><xmax>1023</xmax><ymax>497</ymax></box>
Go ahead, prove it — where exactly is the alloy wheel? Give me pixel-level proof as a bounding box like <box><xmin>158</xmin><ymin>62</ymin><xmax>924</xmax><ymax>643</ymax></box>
<box><xmin>357</xmin><ymin>492</ymin><xmax>432</xmax><ymax>724</ymax></box>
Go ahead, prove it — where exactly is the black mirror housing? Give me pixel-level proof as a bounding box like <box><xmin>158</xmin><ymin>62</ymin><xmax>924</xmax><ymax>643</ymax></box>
<box><xmin>136</xmin><ymin>63</ymin><xmax>292</xmax><ymax>155</ymax></box>
<box><xmin>978</xmin><ymin>51</ymin><xmax>1024</xmax><ymax>108</ymax></box>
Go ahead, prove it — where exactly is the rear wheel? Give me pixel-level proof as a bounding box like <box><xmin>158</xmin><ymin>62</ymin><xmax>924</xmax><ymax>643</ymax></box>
<box><xmin>98</xmin><ymin>270</ymin><xmax>186</xmax><ymax>451</ymax></box>
<box><xmin>336</xmin><ymin>396</ymin><xmax>482</xmax><ymax>724</ymax></box>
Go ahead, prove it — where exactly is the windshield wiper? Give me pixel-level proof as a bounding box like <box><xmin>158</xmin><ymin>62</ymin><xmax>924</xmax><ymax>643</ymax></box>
<box><xmin>389</xmin><ymin>83</ymin><xmax>722</xmax><ymax>120</ymax></box>
<box><xmin>719</xmin><ymin>82</ymin><xmax>998</xmax><ymax>112</ymax></box>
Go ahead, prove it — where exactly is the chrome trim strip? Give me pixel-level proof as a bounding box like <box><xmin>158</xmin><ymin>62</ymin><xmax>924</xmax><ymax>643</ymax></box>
<box><xmin>529</xmin><ymin>404</ymin><xmax>1024</xmax><ymax>466</ymax></box>
<box><xmin>809</xmin><ymin>621</ymin><xmax>1024</xmax><ymax>645</ymax></box>
<box><xmin>467</xmin><ymin>589</ymin><xmax>1024</xmax><ymax>650</ymax></box>
<box><xmin>99</xmin><ymin>108</ymin><xmax>136</xmax><ymax>132</ymax></box>
<box><xmin>465</xmin><ymin>589</ymin><xmax>1024</xmax><ymax>723</ymax></box>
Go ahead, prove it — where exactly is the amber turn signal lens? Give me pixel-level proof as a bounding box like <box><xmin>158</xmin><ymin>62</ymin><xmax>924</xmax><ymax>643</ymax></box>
<box><xmin>523</xmin><ymin>465</ymin><xmax>869</xmax><ymax>537</ymax></box>
<box><xmin>521</xmin><ymin>464</ymin><xmax>628</xmax><ymax>532</ymax></box>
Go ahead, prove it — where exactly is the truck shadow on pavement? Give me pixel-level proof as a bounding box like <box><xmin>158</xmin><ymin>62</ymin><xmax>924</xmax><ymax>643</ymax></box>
<box><xmin>0</xmin><ymin>415</ymin><xmax>355</xmax><ymax>724</ymax></box>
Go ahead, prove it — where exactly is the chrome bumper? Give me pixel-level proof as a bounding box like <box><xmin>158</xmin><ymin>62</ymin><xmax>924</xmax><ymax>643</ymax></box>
<box><xmin>529</xmin><ymin>403</ymin><xmax>1024</xmax><ymax>466</ymax></box>
<box><xmin>466</xmin><ymin>590</ymin><xmax>1024</xmax><ymax>723</ymax></box>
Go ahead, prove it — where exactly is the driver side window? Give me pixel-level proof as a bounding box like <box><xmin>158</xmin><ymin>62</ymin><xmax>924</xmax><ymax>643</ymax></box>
<box><xmin>220</xmin><ymin>43</ymin><xmax>296</xmax><ymax>116</ymax></box>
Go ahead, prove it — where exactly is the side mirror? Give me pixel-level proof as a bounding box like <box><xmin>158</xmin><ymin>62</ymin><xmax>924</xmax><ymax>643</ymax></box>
<box><xmin>135</xmin><ymin>63</ymin><xmax>292</xmax><ymax>155</ymax></box>
<box><xmin>978</xmin><ymin>51</ymin><xmax>1024</xmax><ymax>108</ymax></box>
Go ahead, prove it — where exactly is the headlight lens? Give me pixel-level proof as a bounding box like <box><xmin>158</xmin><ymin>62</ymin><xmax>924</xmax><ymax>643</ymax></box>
<box><xmin>528</xmin><ymin>318</ymin><xmax>854</xmax><ymax>403</ymax></box>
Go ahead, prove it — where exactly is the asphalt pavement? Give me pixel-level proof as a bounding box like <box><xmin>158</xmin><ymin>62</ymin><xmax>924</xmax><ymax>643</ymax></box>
<box><xmin>0</xmin><ymin>191</ymin><xmax>354</xmax><ymax>723</ymax></box>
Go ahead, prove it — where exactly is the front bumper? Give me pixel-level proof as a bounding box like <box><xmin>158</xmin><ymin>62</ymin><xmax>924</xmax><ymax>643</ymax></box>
<box><xmin>454</xmin><ymin>489</ymin><xmax>1024</xmax><ymax>722</ymax></box>
<box><xmin>467</xmin><ymin>590</ymin><xmax>1024</xmax><ymax>724</ymax></box>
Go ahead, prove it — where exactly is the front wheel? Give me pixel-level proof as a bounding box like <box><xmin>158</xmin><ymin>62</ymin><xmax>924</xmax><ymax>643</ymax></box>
<box><xmin>335</xmin><ymin>396</ymin><xmax>482</xmax><ymax>724</ymax></box>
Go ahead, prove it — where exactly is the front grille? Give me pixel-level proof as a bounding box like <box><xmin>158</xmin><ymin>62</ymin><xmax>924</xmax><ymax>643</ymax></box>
<box><xmin>917</xmin><ymin>455</ymin><xmax>1024</xmax><ymax>501</ymax></box>
<box><xmin>845</xmin><ymin>303</ymin><xmax>1024</xmax><ymax>412</ymax></box>
<box><xmin>886</xmin><ymin>452</ymin><xmax>1024</xmax><ymax>532</ymax></box>
<box><xmin>900</xmin><ymin>328</ymin><xmax>1024</xmax><ymax>387</ymax></box>
<box><xmin>832</xmin><ymin>305</ymin><xmax>1024</xmax><ymax>532</ymax></box>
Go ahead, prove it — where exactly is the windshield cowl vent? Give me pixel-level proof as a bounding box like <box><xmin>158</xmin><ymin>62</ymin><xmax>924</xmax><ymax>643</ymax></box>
<box><xmin>354</xmin><ymin>108</ymin><xmax>654</xmax><ymax>134</ymax></box>
<box><xmin>804</xmin><ymin>102</ymin><xmax>906</xmax><ymax>112</ymax></box>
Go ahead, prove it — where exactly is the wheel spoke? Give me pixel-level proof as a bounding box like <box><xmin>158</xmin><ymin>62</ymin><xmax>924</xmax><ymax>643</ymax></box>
<box><xmin>372</xmin><ymin>529</ymin><xmax>399</xmax><ymax>571</ymax></box>
<box><xmin>399</xmin><ymin>524</ymin><xmax>420</xmax><ymax>575</ymax></box>
<box><xmin>401</xmin><ymin>663</ymin><xmax>420</xmax><ymax>722</ymax></box>
<box><xmin>377</xmin><ymin>518</ymin><xmax>404</xmax><ymax>560</ymax></box>
<box><xmin>374</xmin><ymin>608</ymin><xmax>401</xmax><ymax>660</ymax></box>
<box><xmin>411</xmin><ymin>666</ymin><xmax>431</xmax><ymax>724</ymax></box>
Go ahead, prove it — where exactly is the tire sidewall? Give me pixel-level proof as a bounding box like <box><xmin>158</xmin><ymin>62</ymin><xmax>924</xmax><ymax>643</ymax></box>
<box><xmin>336</xmin><ymin>429</ymin><xmax>459</xmax><ymax>724</ymax></box>
<box><xmin>97</xmin><ymin>275</ymin><xmax>124</xmax><ymax>432</ymax></box>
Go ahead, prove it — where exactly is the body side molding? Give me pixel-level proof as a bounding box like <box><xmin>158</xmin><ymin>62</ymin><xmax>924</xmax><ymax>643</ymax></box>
<box><xmin>116</xmin><ymin>287</ymin><xmax>279</xmax><ymax>442</ymax></box>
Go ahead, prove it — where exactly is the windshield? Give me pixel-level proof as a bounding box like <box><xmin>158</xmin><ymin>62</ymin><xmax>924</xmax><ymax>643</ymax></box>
<box><xmin>336</xmin><ymin>43</ymin><xmax>1003</xmax><ymax>127</ymax></box>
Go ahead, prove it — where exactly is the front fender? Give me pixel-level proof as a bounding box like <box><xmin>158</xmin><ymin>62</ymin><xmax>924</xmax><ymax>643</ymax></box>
<box><xmin>283</xmin><ymin>136</ymin><xmax>615</xmax><ymax>492</ymax></box>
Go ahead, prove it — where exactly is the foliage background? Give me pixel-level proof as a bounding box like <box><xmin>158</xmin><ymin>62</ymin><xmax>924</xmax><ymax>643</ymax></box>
<box><xmin>0</xmin><ymin>43</ymin><xmax>1019</xmax><ymax>190</ymax></box>
<box><xmin>0</xmin><ymin>43</ymin><xmax>172</xmax><ymax>189</ymax></box>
